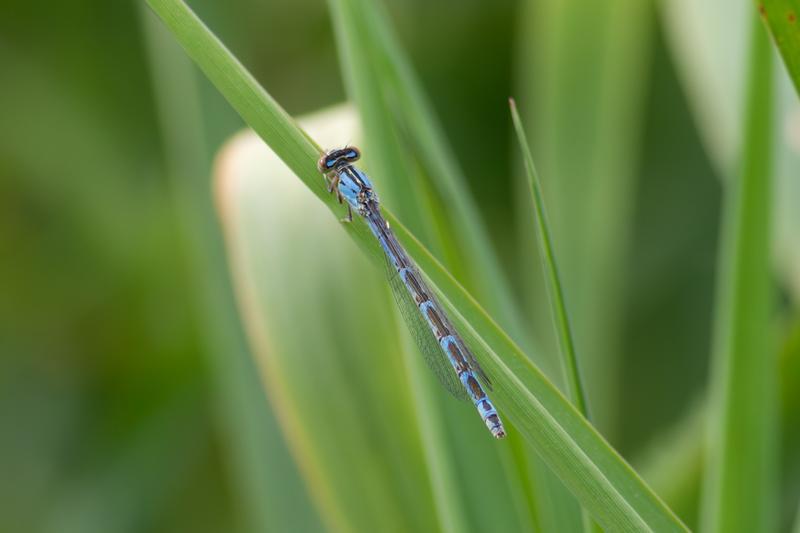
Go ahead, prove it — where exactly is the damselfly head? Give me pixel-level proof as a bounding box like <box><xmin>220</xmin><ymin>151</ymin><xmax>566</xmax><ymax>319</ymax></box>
<box><xmin>318</xmin><ymin>146</ymin><xmax>361</xmax><ymax>173</ymax></box>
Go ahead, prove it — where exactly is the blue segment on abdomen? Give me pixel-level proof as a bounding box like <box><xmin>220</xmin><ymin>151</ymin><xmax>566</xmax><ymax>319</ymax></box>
<box><xmin>438</xmin><ymin>335</ymin><xmax>461</xmax><ymax>366</ymax></box>
<box><xmin>418</xmin><ymin>301</ymin><xmax>437</xmax><ymax>333</ymax></box>
<box><xmin>398</xmin><ymin>267</ymin><xmax>414</xmax><ymax>289</ymax></box>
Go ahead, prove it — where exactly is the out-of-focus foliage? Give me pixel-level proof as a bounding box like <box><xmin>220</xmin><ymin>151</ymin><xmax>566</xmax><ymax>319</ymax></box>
<box><xmin>0</xmin><ymin>0</ymin><xmax>797</xmax><ymax>531</ymax></box>
<box><xmin>702</xmin><ymin>21</ymin><xmax>777</xmax><ymax>533</ymax></box>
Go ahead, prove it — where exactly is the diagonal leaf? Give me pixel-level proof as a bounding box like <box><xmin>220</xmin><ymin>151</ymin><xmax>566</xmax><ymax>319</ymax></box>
<box><xmin>144</xmin><ymin>0</ymin><xmax>688</xmax><ymax>530</ymax></box>
<box><xmin>760</xmin><ymin>0</ymin><xmax>800</xmax><ymax>96</ymax></box>
<box><xmin>510</xmin><ymin>97</ymin><xmax>595</xmax><ymax>533</ymax></box>
<box><xmin>509</xmin><ymin>98</ymin><xmax>588</xmax><ymax>418</ymax></box>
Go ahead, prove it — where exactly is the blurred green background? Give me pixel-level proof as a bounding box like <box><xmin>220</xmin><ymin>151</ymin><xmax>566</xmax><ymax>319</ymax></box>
<box><xmin>0</xmin><ymin>0</ymin><xmax>797</xmax><ymax>531</ymax></box>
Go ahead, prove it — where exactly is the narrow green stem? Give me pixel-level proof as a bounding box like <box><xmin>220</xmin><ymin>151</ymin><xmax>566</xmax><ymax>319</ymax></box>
<box><xmin>509</xmin><ymin>98</ymin><xmax>589</xmax><ymax>417</ymax></box>
<box><xmin>510</xmin><ymin>97</ymin><xmax>597</xmax><ymax>533</ymax></box>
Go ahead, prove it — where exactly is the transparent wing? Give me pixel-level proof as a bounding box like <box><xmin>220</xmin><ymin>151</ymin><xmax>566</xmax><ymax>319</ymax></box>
<box><xmin>386</xmin><ymin>260</ymin><xmax>468</xmax><ymax>401</ymax></box>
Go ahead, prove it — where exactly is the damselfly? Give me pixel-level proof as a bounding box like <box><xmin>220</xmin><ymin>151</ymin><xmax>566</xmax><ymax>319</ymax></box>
<box><xmin>318</xmin><ymin>147</ymin><xmax>506</xmax><ymax>439</ymax></box>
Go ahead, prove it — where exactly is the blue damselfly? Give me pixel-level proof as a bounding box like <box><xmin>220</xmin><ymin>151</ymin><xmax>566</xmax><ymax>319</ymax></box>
<box><xmin>318</xmin><ymin>147</ymin><xmax>506</xmax><ymax>439</ymax></box>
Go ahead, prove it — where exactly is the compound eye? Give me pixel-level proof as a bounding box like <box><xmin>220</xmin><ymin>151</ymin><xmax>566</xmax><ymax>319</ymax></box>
<box><xmin>318</xmin><ymin>147</ymin><xmax>361</xmax><ymax>173</ymax></box>
<box><xmin>318</xmin><ymin>153</ymin><xmax>337</xmax><ymax>173</ymax></box>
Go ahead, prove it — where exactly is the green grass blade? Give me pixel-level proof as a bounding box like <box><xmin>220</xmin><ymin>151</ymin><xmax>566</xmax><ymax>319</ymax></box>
<box><xmin>701</xmin><ymin>16</ymin><xmax>778</xmax><ymax>533</ymax></box>
<box><xmin>517</xmin><ymin>0</ymin><xmax>653</xmax><ymax>437</ymax></box>
<box><xmin>145</xmin><ymin>1</ymin><xmax>687</xmax><ymax>529</ymax></box>
<box><xmin>509</xmin><ymin>98</ymin><xmax>588</xmax><ymax>417</ymax></box>
<box><xmin>510</xmin><ymin>97</ymin><xmax>596</xmax><ymax>533</ymax></box>
<box><xmin>759</xmin><ymin>0</ymin><xmax>800</xmax><ymax>96</ymax></box>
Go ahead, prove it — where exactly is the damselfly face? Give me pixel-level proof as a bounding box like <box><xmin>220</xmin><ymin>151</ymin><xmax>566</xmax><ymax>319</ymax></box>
<box><xmin>317</xmin><ymin>145</ymin><xmax>376</xmax><ymax>215</ymax></box>
<box><xmin>317</xmin><ymin>146</ymin><xmax>361</xmax><ymax>173</ymax></box>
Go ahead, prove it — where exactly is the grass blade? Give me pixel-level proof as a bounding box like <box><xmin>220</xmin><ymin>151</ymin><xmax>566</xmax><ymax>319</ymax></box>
<box><xmin>145</xmin><ymin>0</ymin><xmax>688</xmax><ymax>529</ymax></box>
<box><xmin>701</xmin><ymin>16</ymin><xmax>778</xmax><ymax>533</ymax></box>
<box><xmin>510</xmin><ymin>97</ymin><xmax>596</xmax><ymax>533</ymax></box>
<box><xmin>517</xmin><ymin>0</ymin><xmax>653</xmax><ymax>437</ymax></box>
<box><xmin>509</xmin><ymin>98</ymin><xmax>588</xmax><ymax>417</ymax></box>
<box><xmin>759</xmin><ymin>0</ymin><xmax>800</xmax><ymax>96</ymax></box>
